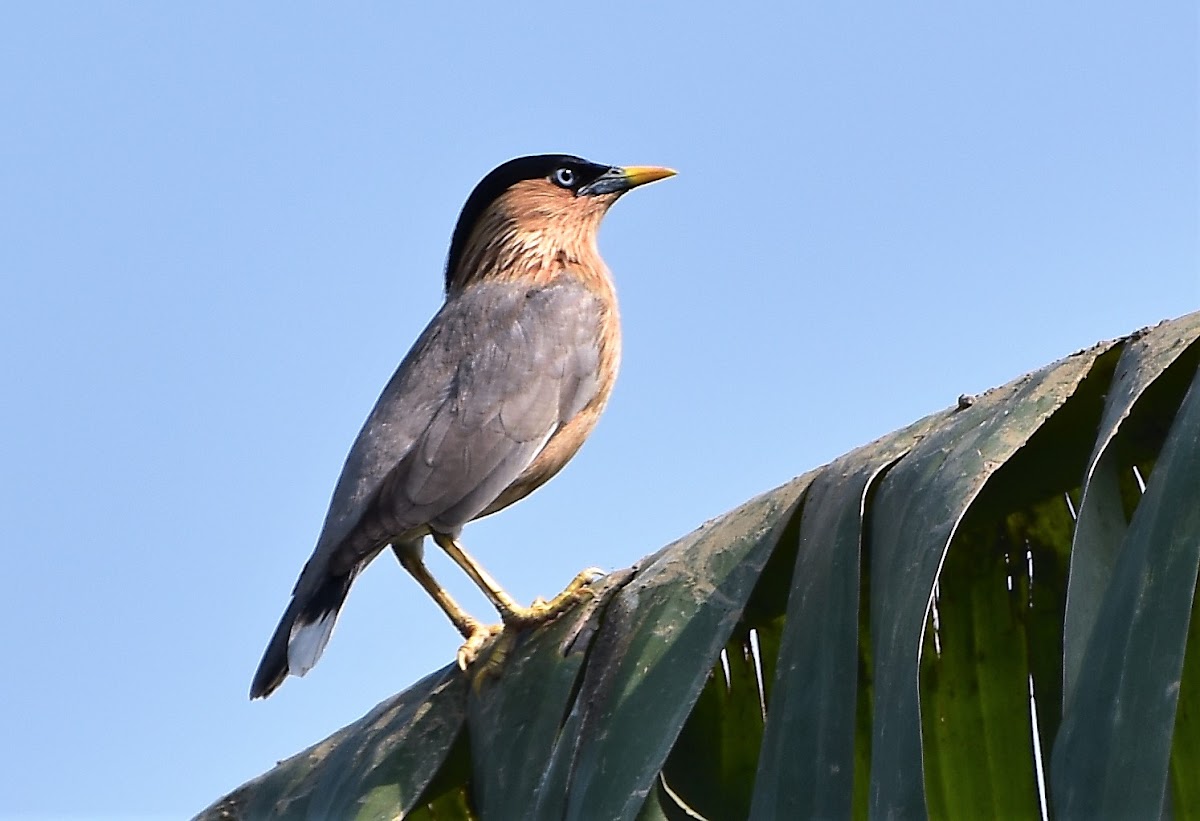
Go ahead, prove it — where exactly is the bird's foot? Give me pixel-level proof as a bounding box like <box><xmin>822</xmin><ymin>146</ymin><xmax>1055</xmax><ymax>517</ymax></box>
<box><xmin>500</xmin><ymin>567</ymin><xmax>605</xmax><ymax>627</ymax></box>
<box><xmin>454</xmin><ymin>569</ymin><xmax>604</xmax><ymax>672</ymax></box>
<box><xmin>456</xmin><ymin>622</ymin><xmax>503</xmax><ymax>671</ymax></box>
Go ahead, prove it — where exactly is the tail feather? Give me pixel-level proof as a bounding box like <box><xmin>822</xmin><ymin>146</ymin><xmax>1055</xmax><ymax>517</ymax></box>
<box><xmin>250</xmin><ymin>570</ymin><xmax>355</xmax><ymax>699</ymax></box>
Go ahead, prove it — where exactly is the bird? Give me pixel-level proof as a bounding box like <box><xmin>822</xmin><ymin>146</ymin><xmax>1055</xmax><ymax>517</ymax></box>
<box><xmin>250</xmin><ymin>154</ymin><xmax>675</xmax><ymax>698</ymax></box>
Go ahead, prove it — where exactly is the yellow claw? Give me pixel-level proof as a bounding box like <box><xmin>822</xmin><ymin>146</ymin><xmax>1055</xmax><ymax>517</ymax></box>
<box><xmin>499</xmin><ymin>567</ymin><xmax>606</xmax><ymax>626</ymax></box>
<box><xmin>456</xmin><ymin>623</ymin><xmax>503</xmax><ymax>670</ymax></box>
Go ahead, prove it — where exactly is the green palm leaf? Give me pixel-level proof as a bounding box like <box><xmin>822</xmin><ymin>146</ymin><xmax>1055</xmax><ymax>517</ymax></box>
<box><xmin>197</xmin><ymin>311</ymin><xmax>1200</xmax><ymax>820</ymax></box>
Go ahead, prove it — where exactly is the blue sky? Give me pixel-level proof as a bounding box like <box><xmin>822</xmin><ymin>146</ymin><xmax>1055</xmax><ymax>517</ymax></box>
<box><xmin>1</xmin><ymin>3</ymin><xmax>1196</xmax><ymax>818</ymax></box>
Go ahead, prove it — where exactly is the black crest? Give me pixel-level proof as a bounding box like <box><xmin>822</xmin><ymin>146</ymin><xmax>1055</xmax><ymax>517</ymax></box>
<box><xmin>444</xmin><ymin>154</ymin><xmax>611</xmax><ymax>290</ymax></box>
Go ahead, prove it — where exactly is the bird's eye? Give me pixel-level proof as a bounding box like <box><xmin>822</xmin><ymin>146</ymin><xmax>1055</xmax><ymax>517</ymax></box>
<box><xmin>553</xmin><ymin>167</ymin><xmax>576</xmax><ymax>188</ymax></box>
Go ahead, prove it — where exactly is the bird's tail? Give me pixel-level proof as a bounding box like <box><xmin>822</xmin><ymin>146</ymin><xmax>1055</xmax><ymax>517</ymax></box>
<box><xmin>250</xmin><ymin>569</ymin><xmax>356</xmax><ymax>699</ymax></box>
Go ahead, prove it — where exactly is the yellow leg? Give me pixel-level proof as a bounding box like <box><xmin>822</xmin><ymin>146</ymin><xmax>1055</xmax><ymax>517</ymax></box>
<box><xmin>392</xmin><ymin>545</ymin><xmax>501</xmax><ymax>669</ymax></box>
<box><xmin>431</xmin><ymin>533</ymin><xmax>603</xmax><ymax>626</ymax></box>
<box><xmin>429</xmin><ymin>533</ymin><xmax>522</xmax><ymax>614</ymax></box>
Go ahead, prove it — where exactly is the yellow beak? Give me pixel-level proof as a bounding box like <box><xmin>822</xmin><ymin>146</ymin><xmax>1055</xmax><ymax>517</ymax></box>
<box><xmin>620</xmin><ymin>166</ymin><xmax>678</xmax><ymax>188</ymax></box>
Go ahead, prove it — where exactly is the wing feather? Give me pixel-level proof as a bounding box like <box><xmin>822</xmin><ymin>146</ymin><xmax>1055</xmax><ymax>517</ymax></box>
<box><xmin>306</xmin><ymin>275</ymin><xmax>605</xmax><ymax>576</ymax></box>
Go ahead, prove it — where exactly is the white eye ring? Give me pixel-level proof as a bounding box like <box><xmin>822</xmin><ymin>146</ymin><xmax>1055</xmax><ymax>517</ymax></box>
<box><xmin>554</xmin><ymin>167</ymin><xmax>575</xmax><ymax>187</ymax></box>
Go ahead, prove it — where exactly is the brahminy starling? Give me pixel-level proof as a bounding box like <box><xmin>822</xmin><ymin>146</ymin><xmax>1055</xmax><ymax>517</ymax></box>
<box><xmin>251</xmin><ymin>155</ymin><xmax>674</xmax><ymax>698</ymax></box>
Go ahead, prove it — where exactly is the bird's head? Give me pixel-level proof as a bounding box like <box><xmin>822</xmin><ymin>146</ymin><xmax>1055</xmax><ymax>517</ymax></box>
<box><xmin>444</xmin><ymin>154</ymin><xmax>675</xmax><ymax>293</ymax></box>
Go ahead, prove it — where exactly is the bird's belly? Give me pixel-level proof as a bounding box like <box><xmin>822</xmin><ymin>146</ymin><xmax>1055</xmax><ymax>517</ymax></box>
<box><xmin>476</xmin><ymin>400</ymin><xmax>606</xmax><ymax>519</ymax></box>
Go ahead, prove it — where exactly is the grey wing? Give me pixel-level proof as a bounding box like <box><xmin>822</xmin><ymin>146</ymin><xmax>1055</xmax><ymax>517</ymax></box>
<box><xmin>309</xmin><ymin>275</ymin><xmax>604</xmax><ymax>573</ymax></box>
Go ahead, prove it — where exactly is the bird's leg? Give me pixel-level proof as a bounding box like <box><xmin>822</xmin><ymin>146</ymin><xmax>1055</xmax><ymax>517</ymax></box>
<box><xmin>392</xmin><ymin>545</ymin><xmax>501</xmax><ymax>669</ymax></box>
<box><xmin>432</xmin><ymin>533</ymin><xmax>602</xmax><ymax>626</ymax></box>
<box><xmin>429</xmin><ymin>533</ymin><xmax>523</xmax><ymax>613</ymax></box>
<box><xmin>392</xmin><ymin>546</ymin><xmax>480</xmax><ymax>638</ymax></box>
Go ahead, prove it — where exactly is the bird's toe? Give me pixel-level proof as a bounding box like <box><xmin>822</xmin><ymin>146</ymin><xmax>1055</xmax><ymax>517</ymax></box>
<box><xmin>566</xmin><ymin>567</ymin><xmax>606</xmax><ymax>593</ymax></box>
<box><xmin>456</xmin><ymin>623</ymin><xmax>503</xmax><ymax>670</ymax></box>
<box><xmin>500</xmin><ymin>568</ymin><xmax>607</xmax><ymax>626</ymax></box>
